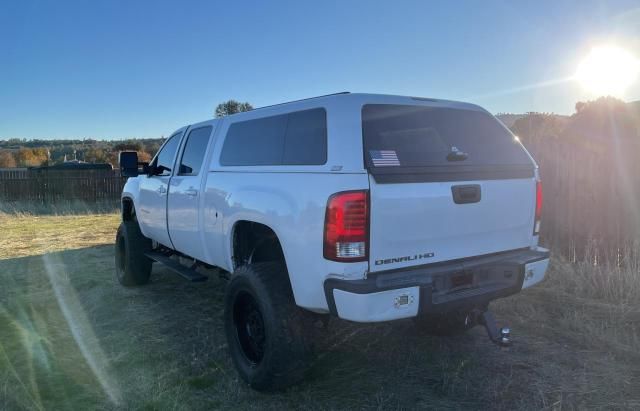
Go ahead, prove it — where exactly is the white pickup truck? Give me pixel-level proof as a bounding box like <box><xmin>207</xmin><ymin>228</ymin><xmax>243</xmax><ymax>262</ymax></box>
<box><xmin>116</xmin><ymin>92</ymin><xmax>549</xmax><ymax>391</ymax></box>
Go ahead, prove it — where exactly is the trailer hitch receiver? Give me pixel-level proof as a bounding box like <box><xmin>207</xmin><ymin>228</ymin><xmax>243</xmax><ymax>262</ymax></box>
<box><xmin>478</xmin><ymin>310</ymin><xmax>511</xmax><ymax>347</ymax></box>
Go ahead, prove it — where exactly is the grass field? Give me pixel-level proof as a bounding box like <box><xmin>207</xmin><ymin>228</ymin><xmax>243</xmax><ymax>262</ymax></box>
<box><xmin>0</xmin><ymin>212</ymin><xmax>639</xmax><ymax>410</ymax></box>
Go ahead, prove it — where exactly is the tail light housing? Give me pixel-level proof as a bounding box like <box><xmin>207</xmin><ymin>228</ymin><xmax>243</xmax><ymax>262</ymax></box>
<box><xmin>323</xmin><ymin>190</ymin><xmax>369</xmax><ymax>262</ymax></box>
<box><xmin>534</xmin><ymin>180</ymin><xmax>542</xmax><ymax>235</ymax></box>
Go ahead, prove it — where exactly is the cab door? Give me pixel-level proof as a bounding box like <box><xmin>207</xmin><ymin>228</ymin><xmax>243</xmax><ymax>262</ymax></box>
<box><xmin>137</xmin><ymin>130</ymin><xmax>184</xmax><ymax>248</ymax></box>
<box><xmin>167</xmin><ymin>124</ymin><xmax>216</xmax><ymax>261</ymax></box>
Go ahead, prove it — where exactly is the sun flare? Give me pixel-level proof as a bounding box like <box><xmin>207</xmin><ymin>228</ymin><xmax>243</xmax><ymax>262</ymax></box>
<box><xmin>575</xmin><ymin>45</ymin><xmax>640</xmax><ymax>97</ymax></box>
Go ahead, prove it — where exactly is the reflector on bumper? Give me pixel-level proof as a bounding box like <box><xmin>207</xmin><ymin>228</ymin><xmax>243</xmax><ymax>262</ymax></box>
<box><xmin>333</xmin><ymin>287</ymin><xmax>419</xmax><ymax>322</ymax></box>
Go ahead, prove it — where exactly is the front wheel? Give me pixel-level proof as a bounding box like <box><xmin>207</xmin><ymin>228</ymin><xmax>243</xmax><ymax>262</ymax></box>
<box><xmin>114</xmin><ymin>221</ymin><xmax>152</xmax><ymax>286</ymax></box>
<box><xmin>224</xmin><ymin>262</ymin><xmax>314</xmax><ymax>391</ymax></box>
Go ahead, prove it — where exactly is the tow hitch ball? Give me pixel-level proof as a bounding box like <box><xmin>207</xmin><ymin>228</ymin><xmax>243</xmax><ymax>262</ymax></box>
<box><xmin>477</xmin><ymin>310</ymin><xmax>511</xmax><ymax>347</ymax></box>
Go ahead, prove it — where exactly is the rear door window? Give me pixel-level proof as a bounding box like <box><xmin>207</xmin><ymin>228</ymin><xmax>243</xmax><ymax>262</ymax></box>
<box><xmin>362</xmin><ymin>104</ymin><xmax>531</xmax><ymax>169</ymax></box>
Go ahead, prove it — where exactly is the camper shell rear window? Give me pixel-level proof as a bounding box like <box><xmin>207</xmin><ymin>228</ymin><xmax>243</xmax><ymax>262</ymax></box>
<box><xmin>361</xmin><ymin>104</ymin><xmax>534</xmax><ymax>182</ymax></box>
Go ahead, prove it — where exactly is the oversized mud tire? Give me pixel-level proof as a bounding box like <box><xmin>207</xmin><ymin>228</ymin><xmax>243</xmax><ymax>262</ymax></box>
<box><xmin>114</xmin><ymin>221</ymin><xmax>152</xmax><ymax>286</ymax></box>
<box><xmin>224</xmin><ymin>262</ymin><xmax>314</xmax><ymax>391</ymax></box>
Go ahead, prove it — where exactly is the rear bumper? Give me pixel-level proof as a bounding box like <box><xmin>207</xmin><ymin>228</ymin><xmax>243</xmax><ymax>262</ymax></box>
<box><xmin>324</xmin><ymin>247</ymin><xmax>550</xmax><ymax>322</ymax></box>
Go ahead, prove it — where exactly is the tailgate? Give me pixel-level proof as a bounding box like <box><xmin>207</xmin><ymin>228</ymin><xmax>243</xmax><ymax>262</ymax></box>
<box><xmin>362</xmin><ymin>103</ymin><xmax>537</xmax><ymax>272</ymax></box>
<box><xmin>368</xmin><ymin>176</ymin><xmax>535</xmax><ymax>271</ymax></box>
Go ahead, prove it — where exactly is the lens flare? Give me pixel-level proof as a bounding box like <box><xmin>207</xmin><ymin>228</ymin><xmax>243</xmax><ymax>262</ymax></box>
<box><xmin>575</xmin><ymin>46</ymin><xmax>640</xmax><ymax>97</ymax></box>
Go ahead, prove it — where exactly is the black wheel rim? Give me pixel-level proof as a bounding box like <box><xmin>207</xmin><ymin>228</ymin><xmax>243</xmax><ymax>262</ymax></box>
<box><xmin>233</xmin><ymin>291</ymin><xmax>266</xmax><ymax>365</ymax></box>
<box><xmin>116</xmin><ymin>233</ymin><xmax>126</xmax><ymax>274</ymax></box>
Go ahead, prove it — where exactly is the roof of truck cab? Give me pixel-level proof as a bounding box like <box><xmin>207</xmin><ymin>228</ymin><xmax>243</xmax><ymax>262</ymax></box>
<box><xmin>186</xmin><ymin>92</ymin><xmax>487</xmax><ymax>130</ymax></box>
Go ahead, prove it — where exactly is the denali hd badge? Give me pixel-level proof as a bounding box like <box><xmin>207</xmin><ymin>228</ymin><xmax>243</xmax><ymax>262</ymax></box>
<box><xmin>375</xmin><ymin>252</ymin><xmax>435</xmax><ymax>265</ymax></box>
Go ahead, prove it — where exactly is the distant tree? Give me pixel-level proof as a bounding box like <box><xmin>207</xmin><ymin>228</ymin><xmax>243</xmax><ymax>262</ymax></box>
<box><xmin>48</xmin><ymin>147</ymin><xmax>68</xmax><ymax>164</ymax></box>
<box><xmin>143</xmin><ymin>141</ymin><xmax>161</xmax><ymax>158</ymax></box>
<box><xmin>564</xmin><ymin>96</ymin><xmax>636</xmax><ymax>143</ymax></box>
<box><xmin>137</xmin><ymin>151</ymin><xmax>152</xmax><ymax>163</ymax></box>
<box><xmin>105</xmin><ymin>151</ymin><xmax>119</xmax><ymax>166</ymax></box>
<box><xmin>0</xmin><ymin>150</ymin><xmax>17</xmax><ymax>168</ymax></box>
<box><xmin>113</xmin><ymin>141</ymin><xmax>142</xmax><ymax>152</ymax></box>
<box><xmin>84</xmin><ymin>147</ymin><xmax>107</xmax><ymax>163</ymax></box>
<box><xmin>215</xmin><ymin>100</ymin><xmax>253</xmax><ymax>118</ymax></box>
<box><xmin>33</xmin><ymin>148</ymin><xmax>50</xmax><ymax>166</ymax></box>
<box><xmin>510</xmin><ymin>113</ymin><xmax>567</xmax><ymax>146</ymax></box>
<box><xmin>15</xmin><ymin>148</ymin><xmax>48</xmax><ymax>167</ymax></box>
<box><xmin>5</xmin><ymin>138</ymin><xmax>25</xmax><ymax>148</ymax></box>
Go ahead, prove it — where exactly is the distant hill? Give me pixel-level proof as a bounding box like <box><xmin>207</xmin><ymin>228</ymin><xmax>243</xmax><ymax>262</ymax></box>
<box><xmin>497</xmin><ymin>113</ymin><xmax>569</xmax><ymax>129</ymax></box>
<box><xmin>496</xmin><ymin>113</ymin><xmax>526</xmax><ymax>128</ymax></box>
<box><xmin>497</xmin><ymin>100</ymin><xmax>639</xmax><ymax>128</ymax></box>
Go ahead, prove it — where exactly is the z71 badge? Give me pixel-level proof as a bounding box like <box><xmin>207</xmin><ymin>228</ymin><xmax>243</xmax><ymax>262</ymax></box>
<box><xmin>375</xmin><ymin>252</ymin><xmax>435</xmax><ymax>266</ymax></box>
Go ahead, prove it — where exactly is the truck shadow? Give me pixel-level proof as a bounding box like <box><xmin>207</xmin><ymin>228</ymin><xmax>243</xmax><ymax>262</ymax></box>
<box><xmin>0</xmin><ymin>246</ymin><xmax>607</xmax><ymax>410</ymax></box>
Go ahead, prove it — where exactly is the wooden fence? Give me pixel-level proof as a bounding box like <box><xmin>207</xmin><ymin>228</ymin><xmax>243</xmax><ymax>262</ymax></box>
<box><xmin>0</xmin><ymin>170</ymin><xmax>126</xmax><ymax>202</ymax></box>
<box><xmin>524</xmin><ymin>135</ymin><xmax>640</xmax><ymax>261</ymax></box>
<box><xmin>0</xmin><ymin>168</ymin><xmax>29</xmax><ymax>180</ymax></box>
<box><xmin>2</xmin><ymin>134</ymin><xmax>639</xmax><ymax>262</ymax></box>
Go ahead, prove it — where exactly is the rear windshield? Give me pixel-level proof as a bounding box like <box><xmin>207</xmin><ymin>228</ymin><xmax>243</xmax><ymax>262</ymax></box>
<box><xmin>362</xmin><ymin>104</ymin><xmax>531</xmax><ymax>169</ymax></box>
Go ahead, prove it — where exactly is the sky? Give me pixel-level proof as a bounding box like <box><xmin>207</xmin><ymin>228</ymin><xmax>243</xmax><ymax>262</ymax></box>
<box><xmin>1</xmin><ymin>0</ymin><xmax>639</xmax><ymax>140</ymax></box>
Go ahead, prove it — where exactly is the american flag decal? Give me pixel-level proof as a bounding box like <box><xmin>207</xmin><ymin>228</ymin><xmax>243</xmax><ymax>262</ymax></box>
<box><xmin>370</xmin><ymin>150</ymin><xmax>400</xmax><ymax>167</ymax></box>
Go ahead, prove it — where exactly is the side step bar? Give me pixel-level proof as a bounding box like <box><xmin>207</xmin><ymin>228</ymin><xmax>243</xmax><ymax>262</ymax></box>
<box><xmin>145</xmin><ymin>251</ymin><xmax>208</xmax><ymax>282</ymax></box>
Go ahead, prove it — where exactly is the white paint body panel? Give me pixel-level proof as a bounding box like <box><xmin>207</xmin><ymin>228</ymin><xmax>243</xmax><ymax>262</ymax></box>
<box><xmin>167</xmin><ymin>175</ymin><xmax>205</xmax><ymax>260</ymax></box>
<box><xmin>137</xmin><ymin>175</ymin><xmax>172</xmax><ymax>247</ymax></box>
<box><xmin>122</xmin><ymin>93</ymin><xmax>549</xmax><ymax>317</ymax></box>
<box><xmin>201</xmin><ymin>172</ymin><xmax>370</xmax><ymax>310</ymax></box>
<box><xmin>522</xmin><ymin>252</ymin><xmax>549</xmax><ymax>289</ymax></box>
<box><xmin>333</xmin><ymin>287</ymin><xmax>420</xmax><ymax>322</ymax></box>
<box><xmin>368</xmin><ymin>177</ymin><xmax>536</xmax><ymax>272</ymax></box>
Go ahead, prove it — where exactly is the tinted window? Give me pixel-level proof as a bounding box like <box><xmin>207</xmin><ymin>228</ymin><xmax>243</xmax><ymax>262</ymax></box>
<box><xmin>178</xmin><ymin>126</ymin><xmax>212</xmax><ymax>175</ymax></box>
<box><xmin>154</xmin><ymin>133</ymin><xmax>181</xmax><ymax>176</ymax></box>
<box><xmin>283</xmin><ymin>109</ymin><xmax>327</xmax><ymax>165</ymax></box>
<box><xmin>362</xmin><ymin>104</ymin><xmax>531</xmax><ymax>168</ymax></box>
<box><xmin>221</xmin><ymin>115</ymin><xmax>287</xmax><ymax>166</ymax></box>
<box><xmin>220</xmin><ymin>108</ymin><xmax>327</xmax><ymax>166</ymax></box>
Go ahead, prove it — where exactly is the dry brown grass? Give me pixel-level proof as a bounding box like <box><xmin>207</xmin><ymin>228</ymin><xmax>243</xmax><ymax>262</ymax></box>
<box><xmin>543</xmin><ymin>246</ymin><xmax>640</xmax><ymax>305</ymax></box>
<box><xmin>0</xmin><ymin>200</ymin><xmax>119</xmax><ymax>217</ymax></box>
<box><xmin>0</xmin><ymin>213</ymin><xmax>120</xmax><ymax>259</ymax></box>
<box><xmin>0</xmin><ymin>213</ymin><xmax>638</xmax><ymax>410</ymax></box>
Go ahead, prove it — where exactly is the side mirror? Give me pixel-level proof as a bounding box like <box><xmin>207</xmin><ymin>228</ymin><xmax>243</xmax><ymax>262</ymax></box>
<box><xmin>119</xmin><ymin>151</ymin><xmax>149</xmax><ymax>177</ymax></box>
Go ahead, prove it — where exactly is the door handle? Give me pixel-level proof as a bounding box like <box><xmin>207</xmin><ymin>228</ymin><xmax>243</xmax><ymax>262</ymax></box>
<box><xmin>451</xmin><ymin>184</ymin><xmax>481</xmax><ymax>204</ymax></box>
<box><xmin>185</xmin><ymin>188</ymin><xmax>198</xmax><ymax>197</ymax></box>
<box><xmin>157</xmin><ymin>186</ymin><xmax>167</xmax><ymax>195</ymax></box>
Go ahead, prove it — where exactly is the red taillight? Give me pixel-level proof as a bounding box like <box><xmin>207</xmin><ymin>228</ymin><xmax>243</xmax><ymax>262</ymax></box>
<box><xmin>323</xmin><ymin>190</ymin><xmax>369</xmax><ymax>262</ymax></box>
<box><xmin>534</xmin><ymin>180</ymin><xmax>542</xmax><ymax>235</ymax></box>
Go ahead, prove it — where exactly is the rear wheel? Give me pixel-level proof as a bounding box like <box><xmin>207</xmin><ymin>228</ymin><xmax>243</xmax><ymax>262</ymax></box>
<box><xmin>224</xmin><ymin>262</ymin><xmax>313</xmax><ymax>391</ymax></box>
<box><xmin>114</xmin><ymin>220</ymin><xmax>152</xmax><ymax>286</ymax></box>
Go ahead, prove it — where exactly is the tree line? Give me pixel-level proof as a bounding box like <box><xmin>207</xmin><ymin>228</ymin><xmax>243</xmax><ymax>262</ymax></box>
<box><xmin>0</xmin><ymin>100</ymin><xmax>254</xmax><ymax>168</ymax></box>
<box><xmin>0</xmin><ymin>140</ymin><xmax>163</xmax><ymax>168</ymax></box>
